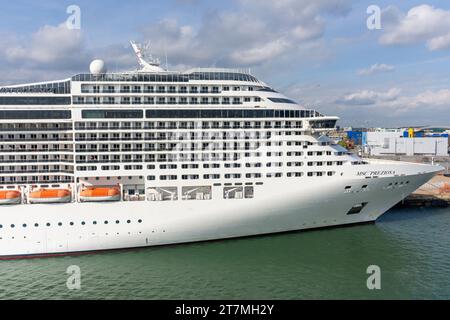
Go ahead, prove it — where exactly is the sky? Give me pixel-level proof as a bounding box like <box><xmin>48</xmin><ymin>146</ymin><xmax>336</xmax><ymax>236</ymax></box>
<box><xmin>0</xmin><ymin>0</ymin><xmax>449</xmax><ymax>127</ymax></box>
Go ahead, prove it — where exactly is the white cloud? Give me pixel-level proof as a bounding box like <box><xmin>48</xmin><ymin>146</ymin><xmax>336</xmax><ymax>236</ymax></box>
<box><xmin>0</xmin><ymin>0</ymin><xmax>352</xmax><ymax>84</ymax></box>
<box><xmin>358</xmin><ymin>63</ymin><xmax>395</xmax><ymax>76</ymax></box>
<box><xmin>427</xmin><ymin>34</ymin><xmax>450</xmax><ymax>51</ymax></box>
<box><xmin>321</xmin><ymin>87</ymin><xmax>450</xmax><ymax>126</ymax></box>
<box><xmin>335</xmin><ymin>87</ymin><xmax>450</xmax><ymax>114</ymax></box>
<box><xmin>397</xmin><ymin>89</ymin><xmax>450</xmax><ymax>109</ymax></box>
<box><xmin>0</xmin><ymin>23</ymin><xmax>92</xmax><ymax>85</ymax></box>
<box><xmin>4</xmin><ymin>23</ymin><xmax>86</xmax><ymax>66</ymax></box>
<box><xmin>336</xmin><ymin>88</ymin><xmax>401</xmax><ymax>105</ymax></box>
<box><xmin>291</xmin><ymin>19</ymin><xmax>325</xmax><ymax>41</ymax></box>
<box><xmin>380</xmin><ymin>5</ymin><xmax>450</xmax><ymax>51</ymax></box>
<box><xmin>140</xmin><ymin>0</ymin><xmax>351</xmax><ymax>68</ymax></box>
<box><xmin>0</xmin><ymin>24</ymin><xmax>139</xmax><ymax>84</ymax></box>
<box><xmin>229</xmin><ymin>39</ymin><xmax>291</xmax><ymax>65</ymax></box>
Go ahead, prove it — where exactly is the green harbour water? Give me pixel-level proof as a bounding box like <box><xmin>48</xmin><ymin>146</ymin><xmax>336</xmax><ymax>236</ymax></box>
<box><xmin>1</xmin><ymin>207</ymin><xmax>449</xmax><ymax>299</ymax></box>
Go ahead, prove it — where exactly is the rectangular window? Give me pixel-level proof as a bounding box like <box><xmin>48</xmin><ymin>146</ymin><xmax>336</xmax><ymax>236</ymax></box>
<box><xmin>347</xmin><ymin>202</ymin><xmax>368</xmax><ymax>215</ymax></box>
<box><xmin>82</xmin><ymin>110</ymin><xmax>143</xmax><ymax>119</ymax></box>
<box><xmin>0</xmin><ymin>110</ymin><xmax>71</xmax><ymax>119</ymax></box>
<box><xmin>0</xmin><ymin>97</ymin><xmax>71</xmax><ymax>105</ymax></box>
<box><xmin>144</xmin><ymin>109</ymin><xmax>312</xmax><ymax>119</ymax></box>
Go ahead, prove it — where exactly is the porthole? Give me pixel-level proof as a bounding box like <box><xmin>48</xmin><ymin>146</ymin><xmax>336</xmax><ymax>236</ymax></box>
<box><xmin>22</xmin><ymin>224</ymin><xmax>27</xmax><ymax>228</ymax></box>
<box><xmin>81</xmin><ymin>221</ymin><xmax>86</xmax><ymax>225</ymax></box>
<box><xmin>127</xmin><ymin>220</ymin><xmax>131</xmax><ymax>224</ymax></box>
<box><xmin>93</xmin><ymin>221</ymin><xmax>97</xmax><ymax>225</ymax></box>
<box><xmin>58</xmin><ymin>222</ymin><xmax>62</xmax><ymax>226</ymax></box>
<box><xmin>115</xmin><ymin>220</ymin><xmax>119</xmax><ymax>224</ymax></box>
<box><xmin>46</xmin><ymin>223</ymin><xmax>51</xmax><ymax>227</ymax></box>
<box><xmin>0</xmin><ymin>224</ymin><xmax>2</xmax><ymax>228</ymax></box>
<box><xmin>104</xmin><ymin>220</ymin><xmax>108</xmax><ymax>224</ymax></box>
<box><xmin>70</xmin><ymin>222</ymin><xmax>74</xmax><ymax>226</ymax></box>
<box><xmin>138</xmin><ymin>219</ymin><xmax>142</xmax><ymax>223</ymax></box>
<box><xmin>34</xmin><ymin>223</ymin><xmax>39</xmax><ymax>227</ymax></box>
<box><xmin>10</xmin><ymin>224</ymin><xmax>15</xmax><ymax>228</ymax></box>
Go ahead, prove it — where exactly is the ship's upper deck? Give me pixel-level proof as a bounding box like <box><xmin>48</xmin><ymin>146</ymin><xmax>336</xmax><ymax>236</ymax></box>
<box><xmin>0</xmin><ymin>79</ymin><xmax>71</xmax><ymax>94</ymax></box>
<box><xmin>71</xmin><ymin>68</ymin><xmax>261</xmax><ymax>83</ymax></box>
<box><xmin>0</xmin><ymin>67</ymin><xmax>263</xmax><ymax>96</ymax></box>
<box><xmin>0</xmin><ymin>58</ymin><xmax>336</xmax><ymax>121</ymax></box>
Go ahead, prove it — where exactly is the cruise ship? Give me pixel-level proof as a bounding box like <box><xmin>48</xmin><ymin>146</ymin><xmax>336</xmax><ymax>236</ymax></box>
<box><xmin>0</xmin><ymin>42</ymin><xmax>443</xmax><ymax>259</ymax></box>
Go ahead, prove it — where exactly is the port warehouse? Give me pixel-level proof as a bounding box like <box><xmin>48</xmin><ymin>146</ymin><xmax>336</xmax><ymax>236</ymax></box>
<box><xmin>345</xmin><ymin>127</ymin><xmax>450</xmax><ymax>157</ymax></box>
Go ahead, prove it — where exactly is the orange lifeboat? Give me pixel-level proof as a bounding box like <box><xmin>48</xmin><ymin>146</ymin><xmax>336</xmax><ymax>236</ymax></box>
<box><xmin>0</xmin><ymin>190</ymin><xmax>21</xmax><ymax>205</ymax></box>
<box><xmin>28</xmin><ymin>188</ymin><xmax>71</xmax><ymax>204</ymax></box>
<box><xmin>79</xmin><ymin>187</ymin><xmax>121</xmax><ymax>202</ymax></box>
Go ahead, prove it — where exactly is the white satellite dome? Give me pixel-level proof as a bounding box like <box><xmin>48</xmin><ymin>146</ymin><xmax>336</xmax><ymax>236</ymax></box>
<box><xmin>89</xmin><ymin>59</ymin><xmax>107</xmax><ymax>74</ymax></box>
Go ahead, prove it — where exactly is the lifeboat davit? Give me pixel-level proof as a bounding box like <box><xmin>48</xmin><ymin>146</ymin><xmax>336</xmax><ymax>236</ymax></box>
<box><xmin>0</xmin><ymin>190</ymin><xmax>22</xmax><ymax>205</ymax></box>
<box><xmin>28</xmin><ymin>189</ymin><xmax>71</xmax><ymax>204</ymax></box>
<box><xmin>79</xmin><ymin>187</ymin><xmax>121</xmax><ymax>202</ymax></box>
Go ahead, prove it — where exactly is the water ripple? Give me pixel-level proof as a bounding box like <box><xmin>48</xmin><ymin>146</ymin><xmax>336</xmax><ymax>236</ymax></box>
<box><xmin>1</xmin><ymin>207</ymin><xmax>450</xmax><ymax>299</ymax></box>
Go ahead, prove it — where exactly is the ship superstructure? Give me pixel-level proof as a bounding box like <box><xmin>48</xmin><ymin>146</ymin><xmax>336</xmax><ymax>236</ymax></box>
<box><xmin>0</xmin><ymin>42</ymin><xmax>443</xmax><ymax>258</ymax></box>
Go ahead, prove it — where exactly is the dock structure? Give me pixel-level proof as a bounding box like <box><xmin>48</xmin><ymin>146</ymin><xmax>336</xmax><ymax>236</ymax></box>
<box><xmin>395</xmin><ymin>174</ymin><xmax>450</xmax><ymax>208</ymax></box>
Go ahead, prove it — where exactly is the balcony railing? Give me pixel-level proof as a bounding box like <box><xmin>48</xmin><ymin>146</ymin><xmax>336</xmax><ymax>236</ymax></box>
<box><xmin>0</xmin><ymin>149</ymin><xmax>73</xmax><ymax>153</ymax></box>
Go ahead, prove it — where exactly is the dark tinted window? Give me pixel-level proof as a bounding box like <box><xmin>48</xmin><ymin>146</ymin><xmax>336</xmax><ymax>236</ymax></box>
<box><xmin>0</xmin><ymin>80</ymin><xmax>70</xmax><ymax>94</ymax></box>
<box><xmin>268</xmin><ymin>97</ymin><xmax>297</xmax><ymax>104</ymax></box>
<box><xmin>72</xmin><ymin>72</ymin><xmax>258</xmax><ymax>83</ymax></box>
<box><xmin>0</xmin><ymin>97</ymin><xmax>71</xmax><ymax>105</ymax></box>
<box><xmin>0</xmin><ymin>110</ymin><xmax>71</xmax><ymax>119</ymax></box>
<box><xmin>82</xmin><ymin>110</ymin><xmax>143</xmax><ymax>119</ymax></box>
<box><xmin>256</xmin><ymin>87</ymin><xmax>278</xmax><ymax>92</ymax></box>
<box><xmin>146</xmin><ymin>109</ymin><xmax>317</xmax><ymax>119</ymax></box>
<box><xmin>310</xmin><ymin>119</ymin><xmax>337</xmax><ymax>128</ymax></box>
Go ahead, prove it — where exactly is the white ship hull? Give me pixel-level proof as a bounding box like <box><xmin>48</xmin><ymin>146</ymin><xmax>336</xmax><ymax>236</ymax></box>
<box><xmin>0</xmin><ymin>161</ymin><xmax>441</xmax><ymax>258</ymax></box>
<box><xmin>0</xmin><ymin>58</ymin><xmax>444</xmax><ymax>259</ymax></box>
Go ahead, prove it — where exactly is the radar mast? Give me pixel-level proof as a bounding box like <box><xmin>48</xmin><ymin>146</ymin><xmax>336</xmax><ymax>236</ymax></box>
<box><xmin>130</xmin><ymin>40</ymin><xmax>165</xmax><ymax>72</ymax></box>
